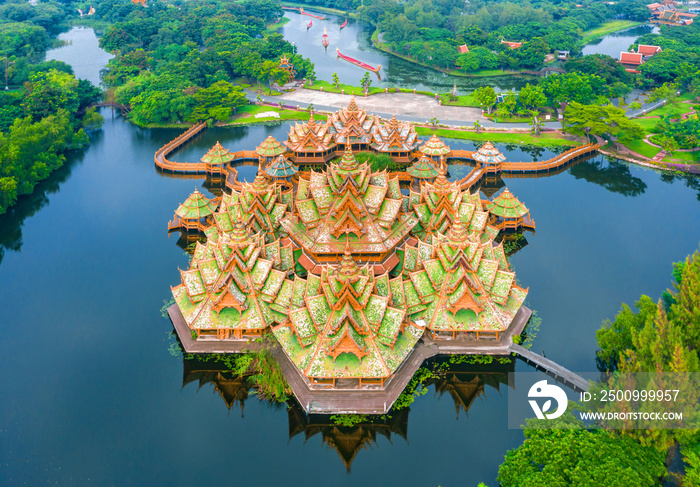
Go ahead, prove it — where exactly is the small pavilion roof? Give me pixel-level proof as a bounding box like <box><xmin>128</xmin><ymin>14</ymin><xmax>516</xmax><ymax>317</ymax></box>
<box><xmin>407</xmin><ymin>155</ymin><xmax>439</xmax><ymax>179</ymax></box>
<box><xmin>175</xmin><ymin>189</ymin><xmax>218</xmax><ymax>219</ymax></box>
<box><xmin>473</xmin><ymin>142</ymin><xmax>506</xmax><ymax>164</ymax></box>
<box><xmin>201</xmin><ymin>142</ymin><xmax>235</xmax><ymax>165</ymax></box>
<box><xmin>419</xmin><ymin>134</ymin><xmax>450</xmax><ymax>156</ymax></box>
<box><xmin>264</xmin><ymin>155</ymin><xmax>298</xmax><ymax>178</ymax></box>
<box><xmin>620</xmin><ymin>51</ymin><xmax>643</xmax><ymax>65</ymax></box>
<box><xmin>256</xmin><ymin>136</ymin><xmax>287</xmax><ymax>158</ymax></box>
<box><xmin>637</xmin><ymin>44</ymin><xmax>662</xmax><ymax>56</ymax></box>
<box><xmin>458</xmin><ymin>44</ymin><xmax>469</xmax><ymax>53</ymax></box>
<box><xmin>484</xmin><ymin>188</ymin><xmax>530</xmax><ymax>218</ymax></box>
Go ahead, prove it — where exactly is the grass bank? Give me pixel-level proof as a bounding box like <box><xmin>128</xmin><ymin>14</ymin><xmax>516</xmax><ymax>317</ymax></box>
<box><xmin>663</xmin><ymin>151</ymin><xmax>699</xmax><ymax>163</ymax></box>
<box><xmin>438</xmin><ymin>94</ymin><xmax>479</xmax><ymax>107</ymax></box>
<box><xmin>228</xmin><ymin>104</ymin><xmax>326</xmax><ymax>124</ymax></box>
<box><xmin>266</xmin><ymin>16</ymin><xmax>290</xmax><ymax>32</ymax></box>
<box><xmin>279</xmin><ymin>1</ymin><xmax>358</xmax><ymax>18</ymax></box>
<box><xmin>644</xmin><ymin>101</ymin><xmax>696</xmax><ymax>118</ymax></box>
<box><xmin>415</xmin><ymin>126</ymin><xmax>581</xmax><ymax>147</ymax></box>
<box><xmin>579</xmin><ymin>20</ymin><xmax>644</xmax><ymax>45</ymax></box>
<box><xmin>625</xmin><ymin>139</ymin><xmax>661</xmax><ymax>159</ymax></box>
<box><xmin>306</xmin><ymin>79</ymin><xmax>436</xmax><ymax>97</ymax></box>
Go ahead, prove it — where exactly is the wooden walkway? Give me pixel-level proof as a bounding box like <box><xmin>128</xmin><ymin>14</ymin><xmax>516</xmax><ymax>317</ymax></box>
<box><xmin>168</xmin><ymin>303</ymin><xmax>534</xmax><ymax>414</ymax></box>
<box><xmin>154</xmin><ymin>122</ymin><xmax>258</xmax><ymax>174</ymax></box>
<box><xmin>508</xmin><ymin>343</ymin><xmax>590</xmax><ymax>392</ymax></box>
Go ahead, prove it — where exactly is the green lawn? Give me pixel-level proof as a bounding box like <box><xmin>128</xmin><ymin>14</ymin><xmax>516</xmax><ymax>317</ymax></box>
<box><xmin>663</xmin><ymin>151</ymin><xmax>699</xmax><ymax>163</ymax></box>
<box><xmin>414</xmin><ymin>126</ymin><xmax>580</xmax><ymax>147</ymax></box>
<box><xmin>306</xmin><ymin>79</ymin><xmax>385</xmax><ymax>95</ymax></box>
<box><xmin>579</xmin><ymin>20</ymin><xmax>644</xmax><ymax>44</ymax></box>
<box><xmin>230</xmin><ymin>105</ymin><xmax>326</xmax><ymax>123</ymax></box>
<box><xmin>635</xmin><ymin>117</ymin><xmax>661</xmax><ymax>133</ymax></box>
<box><xmin>644</xmin><ymin>101</ymin><xmax>696</xmax><ymax>118</ymax></box>
<box><xmin>438</xmin><ymin>94</ymin><xmax>479</xmax><ymax>107</ymax></box>
<box><xmin>625</xmin><ymin>139</ymin><xmax>661</xmax><ymax>158</ymax></box>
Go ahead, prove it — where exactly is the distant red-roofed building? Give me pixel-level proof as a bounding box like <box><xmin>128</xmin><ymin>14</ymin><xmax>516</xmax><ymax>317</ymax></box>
<box><xmin>637</xmin><ymin>44</ymin><xmax>662</xmax><ymax>56</ymax></box>
<box><xmin>620</xmin><ymin>51</ymin><xmax>644</xmax><ymax>65</ymax></box>
<box><xmin>500</xmin><ymin>39</ymin><xmax>522</xmax><ymax>49</ymax></box>
<box><xmin>458</xmin><ymin>44</ymin><xmax>469</xmax><ymax>54</ymax></box>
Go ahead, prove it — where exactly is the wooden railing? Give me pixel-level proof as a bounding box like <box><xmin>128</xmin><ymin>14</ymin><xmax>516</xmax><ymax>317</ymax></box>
<box><xmin>154</xmin><ymin>123</ymin><xmax>260</xmax><ymax>175</ymax></box>
<box><xmin>449</xmin><ymin>149</ymin><xmax>475</xmax><ymax>160</ymax></box>
<box><xmin>500</xmin><ymin>143</ymin><xmax>599</xmax><ymax>173</ymax></box>
<box><xmin>455</xmin><ymin>167</ymin><xmax>483</xmax><ymax>190</ymax></box>
<box><xmin>154</xmin><ymin>122</ymin><xmax>208</xmax><ymax>173</ymax></box>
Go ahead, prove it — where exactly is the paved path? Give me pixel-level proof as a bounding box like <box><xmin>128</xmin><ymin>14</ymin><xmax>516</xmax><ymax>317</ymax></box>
<box><xmin>249</xmin><ymin>88</ymin><xmax>564</xmax><ymax>130</ymax></box>
<box><xmin>277</xmin><ymin>89</ymin><xmax>489</xmax><ymax>122</ymax></box>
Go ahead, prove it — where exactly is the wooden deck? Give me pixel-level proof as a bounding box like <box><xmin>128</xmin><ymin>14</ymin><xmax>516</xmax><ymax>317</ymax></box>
<box><xmin>154</xmin><ymin>123</ymin><xmax>258</xmax><ymax>175</ymax></box>
<box><xmin>168</xmin><ymin>303</ymin><xmax>536</xmax><ymax>414</ymax></box>
<box><xmin>508</xmin><ymin>343</ymin><xmax>590</xmax><ymax>392</ymax></box>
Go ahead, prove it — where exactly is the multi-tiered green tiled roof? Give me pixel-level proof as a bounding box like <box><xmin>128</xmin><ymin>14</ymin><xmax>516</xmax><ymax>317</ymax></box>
<box><xmin>272</xmin><ymin>249</ymin><xmax>422</xmax><ymax>380</ymax></box>
<box><xmin>473</xmin><ymin>141</ymin><xmax>506</xmax><ymax>165</ymax></box>
<box><xmin>175</xmin><ymin>189</ymin><xmax>218</xmax><ymax>219</ymax></box>
<box><xmin>419</xmin><ymin>134</ymin><xmax>451</xmax><ymax>157</ymax></box>
<box><xmin>264</xmin><ymin>155</ymin><xmax>298</xmax><ymax>179</ymax></box>
<box><xmin>218</xmin><ymin>174</ymin><xmax>292</xmax><ymax>242</ymax></box>
<box><xmin>406</xmin><ymin>155</ymin><xmax>439</xmax><ymax>179</ymax></box>
<box><xmin>281</xmin><ymin>146</ymin><xmax>417</xmax><ymax>255</ymax></box>
<box><xmin>484</xmin><ymin>188</ymin><xmax>530</xmax><ymax>218</ymax></box>
<box><xmin>172</xmin><ymin>220</ymin><xmax>295</xmax><ymax>333</ymax></box>
<box><xmin>256</xmin><ymin>136</ymin><xmax>287</xmax><ymax>159</ymax></box>
<box><xmin>201</xmin><ymin>141</ymin><xmax>235</xmax><ymax>165</ymax></box>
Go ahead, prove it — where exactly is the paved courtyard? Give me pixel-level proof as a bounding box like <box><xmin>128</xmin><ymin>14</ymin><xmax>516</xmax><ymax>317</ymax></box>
<box><xmin>277</xmin><ymin>88</ymin><xmax>488</xmax><ymax>122</ymax></box>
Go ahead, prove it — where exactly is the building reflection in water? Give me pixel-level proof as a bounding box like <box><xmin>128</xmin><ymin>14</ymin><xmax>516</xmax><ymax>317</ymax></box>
<box><xmin>182</xmin><ymin>355</ymin><xmax>513</xmax><ymax>470</ymax></box>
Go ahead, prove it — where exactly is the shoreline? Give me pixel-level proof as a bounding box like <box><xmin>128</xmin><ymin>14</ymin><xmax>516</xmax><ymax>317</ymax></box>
<box><xmin>370</xmin><ymin>30</ymin><xmax>528</xmax><ymax>79</ymax></box>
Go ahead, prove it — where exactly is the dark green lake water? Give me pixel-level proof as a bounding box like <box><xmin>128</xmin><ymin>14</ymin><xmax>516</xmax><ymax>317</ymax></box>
<box><xmin>1</xmin><ymin>28</ymin><xmax>699</xmax><ymax>486</ymax></box>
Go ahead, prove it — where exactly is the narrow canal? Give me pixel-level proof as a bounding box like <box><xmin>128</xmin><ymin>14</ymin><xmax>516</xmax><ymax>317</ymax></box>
<box><xmin>1</xmin><ymin>27</ymin><xmax>699</xmax><ymax>486</ymax></box>
<box><xmin>278</xmin><ymin>10</ymin><xmax>531</xmax><ymax>93</ymax></box>
<box><xmin>581</xmin><ymin>24</ymin><xmax>659</xmax><ymax>57</ymax></box>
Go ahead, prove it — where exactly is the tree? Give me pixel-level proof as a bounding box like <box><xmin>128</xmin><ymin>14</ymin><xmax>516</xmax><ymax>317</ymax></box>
<box><xmin>564</xmin><ymin>54</ymin><xmax>632</xmax><ymax>86</ymax></box>
<box><xmin>81</xmin><ymin>108</ymin><xmax>104</xmax><ymax>132</ymax></box>
<box><xmin>516</xmin><ymin>37</ymin><xmax>549</xmax><ymax>68</ymax></box>
<box><xmin>497</xmin><ymin>413</ymin><xmax>666</xmax><ymax>487</ymax></box>
<box><xmin>332</xmin><ymin>72</ymin><xmax>340</xmax><ymax>88</ymax></box>
<box><xmin>565</xmin><ymin>102</ymin><xmax>643</xmax><ymax>144</ymax></box>
<box><xmin>519</xmin><ymin>83</ymin><xmax>546</xmax><ymax>111</ymax></box>
<box><xmin>496</xmin><ymin>93</ymin><xmax>517</xmax><ymax>118</ymax></box>
<box><xmin>659</xmin><ymin>135</ymin><xmax>679</xmax><ymax>156</ymax></box>
<box><xmin>474</xmin><ymin>86</ymin><xmax>497</xmax><ymax>114</ymax></box>
<box><xmin>22</xmin><ymin>69</ymin><xmax>79</xmax><ymax>121</ymax></box>
<box><xmin>360</xmin><ymin>72</ymin><xmax>372</xmax><ymax>95</ymax></box>
<box><xmin>647</xmin><ymin>82</ymin><xmax>678</xmax><ymax>106</ymax></box>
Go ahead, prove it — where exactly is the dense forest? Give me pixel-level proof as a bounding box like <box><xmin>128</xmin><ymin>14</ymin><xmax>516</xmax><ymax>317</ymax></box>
<box><xmin>94</xmin><ymin>0</ymin><xmax>314</xmax><ymax>125</ymax></box>
<box><xmin>0</xmin><ymin>0</ymin><xmax>102</xmax><ymax>215</ymax></box>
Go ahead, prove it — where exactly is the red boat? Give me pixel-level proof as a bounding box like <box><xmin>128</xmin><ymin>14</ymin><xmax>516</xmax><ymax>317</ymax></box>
<box><xmin>300</xmin><ymin>7</ymin><xmax>325</xmax><ymax>19</ymax></box>
<box><xmin>336</xmin><ymin>48</ymin><xmax>381</xmax><ymax>79</ymax></box>
<box><xmin>307</xmin><ymin>19</ymin><xmax>313</xmax><ymax>29</ymax></box>
<box><xmin>321</xmin><ymin>27</ymin><xmax>329</xmax><ymax>47</ymax></box>
<box><xmin>340</xmin><ymin>18</ymin><xmax>348</xmax><ymax>29</ymax></box>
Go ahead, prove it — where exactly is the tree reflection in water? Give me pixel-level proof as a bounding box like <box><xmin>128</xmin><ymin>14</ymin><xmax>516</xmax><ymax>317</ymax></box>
<box><xmin>0</xmin><ymin>146</ymin><xmax>88</xmax><ymax>265</ymax></box>
<box><xmin>181</xmin><ymin>354</ymin><xmax>512</xmax><ymax>471</ymax></box>
<box><xmin>660</xmin><ymin>172</ymin><xmax>700</xmax><ymax>202</ymax></box>
<box><xmin>568</xmin><ymin>156</ymin><xmax>647</xmax><ymax>197</ymax></box>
